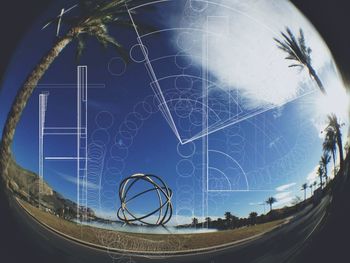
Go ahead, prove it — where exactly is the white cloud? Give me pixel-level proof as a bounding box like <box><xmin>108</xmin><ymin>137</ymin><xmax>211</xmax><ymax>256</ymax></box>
<box><xmin>273</xmin><ymin>107</ymin><xmax>284</xmax><ymax>119</ymax></box>
<box><xmin>95</xmin><ymin>209</ymin><xmax>117</xmax><ymax>220</ymax></box>
<box><xmin>274</xmin><ymin>191</ymin><xmax>291</xmax><ymax>200</ymax></box>
<box><xmin>274</xmin><ymin>196</ymin><xmax>294</xmax><ymax>207</ymax></box>
<box><xmin>249</xmin><ymin>202</ymin><xmax>263</xmax><ymax>206</ymax></box>
<box><xmin>57</xmin><ymin>171</ymin><xmax>101</xmax><ymax>190</ymax></box>
<box><xmin>306</xmin><ymin>158</ymin><xmax>340</xmax><ymax>185</ymax></box>
<box><xmin>174</xmin><ymin>0</ymin><xmax>333</xmax><ymax>110</ymax></box>
<box><xmin>273</xmin><ymin>186</ymin><xmax>297</xmax><ymax>208</ymax></box>
<box><xmin>276</xmin><ymin>182</ymin><xmax>296</xmax><ymax>192</ymax></box>
<box><xmin>269</xmin><ymin>136</ymin><xmax>282</xmax><ymax>149</ymax></box>
<box><xmin>306</xmin><ymin>68</ymin><xmax>349</xmax><ymax>138</ymax></box>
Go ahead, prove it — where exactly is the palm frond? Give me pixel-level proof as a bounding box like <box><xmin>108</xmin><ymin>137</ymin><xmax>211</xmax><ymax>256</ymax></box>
<box><xmin>274</xmin><ymin>27</ymin><xmax>311</xmax><ymax>67</ymax></box>
<box><xmin>298</xmin><ymin>29</ymin><xmax>307</xmax><ymax>53</ymax></box>
<box><xmin>43</xmin><ymin>0</ymin><xmax>154</xmax><ymax>63</ymax></box>
<box><xmin>298</xmin><ymin>29</ymin><xmax>312</xmax><ymax>64</ymax></box>
<box><xmin>76</xmin><ymin>35</ymin><xmax>86</xmax><ymax>62</ymax></box>
<box><xmin>109</xmin><ymin>19</ymin><xmax>157</xmax><ymax>35</ymax></box>
<box><xmin>85</xmin><ymin>0</ymin><xmax>150</xmax><ymax>20</ymax></box>
<box><xmin>288</xmin><ymin>64</ymin><xmax>303</xmax><ymax>68</ymax></box>
<box><xmin>323</xmin><ymin>129</ymin><xmax>337</xmax><ymax>153</ymax></box>
<box><xmin>274</xmin><ymin>27</ymin><xmax>327</xmax><ymax>94</ymax></box>
<box><xmin>327</xmin><ymin>114</ymin><xmax>341</xmax><ymax>130</ymax></box>
<box><xmin>94</xmin><ymin>31</ymin><xmax>129</xmax><ymax>62</ymax></box>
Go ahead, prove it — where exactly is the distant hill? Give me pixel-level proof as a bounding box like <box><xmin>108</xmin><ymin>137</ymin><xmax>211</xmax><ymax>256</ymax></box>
<box><xmin>6</xmin><ymin>158</ymin><xmax>53</xmax><ymax>198</ymax></box>
<box><xmin>4</xmin><ymin>157</ymin><xmax>92</xmax><ymax>218</ymax></box>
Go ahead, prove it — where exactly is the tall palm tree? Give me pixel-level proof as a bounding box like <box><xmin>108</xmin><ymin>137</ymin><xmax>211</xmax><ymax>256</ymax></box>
<box><xmin>224</xmin><ymin>211</ymin><xmax>233</xmax><ymax>227</ymax></box>
<box><xmin>0</xmin><ymin>0</ymin><xmax>151</xmax><ymax>177</ymax></box>
<box><xmin>320</xmin><ymin>152</ymin><xmax>331</xmax><ymax>184</ymax></box>
<box><xmin>192</xmin><ymin>217</ymin><xmax>198</xmax><ymax>228</ymax></box>
<box><xmin>345</xmin><ymin>142</ymin><xmax>350</xmax><ymax>155</ymax></box>
<box><xmin>224</xmin><ymin>211</ymin><xmax>232</xmax><ymax>221</ymax></box>
<box><xmin>249</xmin><ymin>212</ymin><xmax>258</xmax><ymax>225</ymax></box>
<box><xmin>266</xmin><ymin>197</ymin><xmax>277</xmax><ymax>212</ymax></box>
<box><xmin>274</xmin><ymin>27</ymin><xmax>326</xmax><ymax>94</ymax></box>
<box><xmin>301</xmin><ymin>183</ymin><xmax>308</xmax><ymax>200</ymax></box>
<box><xmin>205</xmin><ymin>217</ymin><xmax>211</xmax><ymax>228</ymax></box>
<box><xmin>325</xmin><ymin>114</ymin><xmax>344</xmax><ymax>170</ymax></box>
<box><xmin>323</xmin><ymin>128</ymin><xmax>337</xmax><ymax>177</ymax></box>
<box><xmin>317</xmin><ymin>166</ymin><xmax>324</xmax><ymax>189</ymax></box>
<box><xmin>309</xmin><ymin>184</ymin><xmax>313</xmax><ymax>196</ymax></box>
<box><xmin>224</xmin><ymin>212</ymin><xmax>239</xmax><ymax>228</ymax></box>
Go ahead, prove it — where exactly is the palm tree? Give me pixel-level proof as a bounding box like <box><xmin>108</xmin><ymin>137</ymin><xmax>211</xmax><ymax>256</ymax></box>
<box><xmin>224</xmin><ymin>211</ymin><xmax>232</xmax><ymax>222</ymax></box>
<box><xmin>301</xmin><ymin>183</ymin><xmax>308</xmax><ymax>201</ymax></box>
<box><xmin>323</xmin><ymin>128</ymin><xmax>337</xmax><ymax>177</ymax></box>
<box><xmin>223</xmin><ymin>212</ymin><xmax>239</xmax><ymax>228</ymax></box>
<box><xmin>325</xmin><ymin>114</ymin><xmax>344</xmax><ymax>171</ymax></box>
<box><xmin>345</xmin><ymin>142</ymin><xmax>350</xmax><ymax>155</ymax></box>
<box><xmin>249</xmin><ymin>212</ymin><xmax>258</xmax><ymax>225</ymax></box>
<box><xmin>266</xmin><ymin>197</ymin><xmax>277</xmax><ymax>212</ymax></box>
<box><xmin>309</xmin><ymin>184</ymin><xmax>313</xmax><ymax>196</ymax></box>
<box><xmin>0</xmin><ymin>0</ymin><xmax>151</xmax><ymax>177</ymax></box>
<box><xmin>320</xmin><ymin>152</ymin><xmax>331</xmax><ymax>184</ymax></box>
<box><xmin>192</xmin><ymin>217</ymin><xmax>198</xmax><ymax>227</ymax></box>
<box><xmin>205</xmin><ymin>217</ymin><xmax>211</xmax><ymax>228</ymax></box>
<box><xmin>317</xmin><ymin>165</ymin><xmax>324</xmax><ymax>189</ymax></box>
<box><xmin>274</xmin><ymin>27</ymin><xmax>326</xmax><ymax>94</ymax></box>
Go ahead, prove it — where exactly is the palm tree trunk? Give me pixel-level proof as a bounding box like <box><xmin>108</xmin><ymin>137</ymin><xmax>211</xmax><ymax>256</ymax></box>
<box><xmin>308</xmin><ymin>66</ymin><xmax>327</xmax><ymax>95</ymax></box>
<box><xmin>336</xmin><ymin>131</ymin><xmax>344</xmax><ymax>171</ymax></box>
<box><xmin>332</xmin><ymin>151</ymin><xmax>336</xmax><ymax>177</ymax></box>
<box><xmin>0</xmin><ymin>29</ymin><xmax>78</xmax><ymax>179</ymax></box>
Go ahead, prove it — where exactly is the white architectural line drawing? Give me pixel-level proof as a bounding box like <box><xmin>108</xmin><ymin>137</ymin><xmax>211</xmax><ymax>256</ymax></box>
<box><xmin>127</xmin><ymin>8</ymin><xmax>182</xmax><ymax>143</ymax></box>
<box><xmin>44</xmin><ymin>157</ymin><xmax>86</xmax><ymax>160</ymax></box>
<box><xmin>43</xmin><ymin>127</ymin><xmax>87</xmax><ymax>135</ymax></box>
<box><xmin>204</xmin><ymin>16</ymin><xmax>272</xmax><ymax>195</ymax></box>
<box><xmin>77</xmin><ymin>66</ymin><xmax>88</xmax><ymax>221</ymax></box>
<box><xmin>38</xmin><ymin>66</ymin><xmax>88</xmax><ymax>222</ymax></box>
<box><xmin>207</xmin><ymin>150</ymin><xmax>249</xmax><ymax>190</ymax></box>
<box><xmin>127</xmin><ymin>1</ymin><xmax>317</xmax><ymax>145</ymax></box>
<box><xmin>126</xmin><ymin>1</ymin><xmax>281</xmax><ymax>225</ymax></box>
<box><xmin>125</xmin><ymin>1</ymin><xmax>320</xmax><ymax>227</ymax></box>
<box><xmin>202</xmin><ymin>26</ymin><xmax>209</xmax><ymax>223</ymax></box>
<box><xmin>42</xmin><ymin>4</ymin><xmax>78</xmax><ymax>36</ymax></box>
<box><xmin>37</xmin><ymin>84</ymin><xmax>105</xmax><ymax>89</ymax></box>
<box><xmin>208</xmin><ymin>190</ymin><xmax>274</xmax><ymax>193</ymax></box>
<box><xmin>38</xmin><ymin>91</ymin><xmax>49</xmax><ymax>209</ymax></box>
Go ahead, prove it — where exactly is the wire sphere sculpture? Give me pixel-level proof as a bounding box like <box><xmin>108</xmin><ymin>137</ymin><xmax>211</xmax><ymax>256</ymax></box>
<box><xmin>117</xmin><ymin>173</ymin><xmax>173</xmax><ymax>226</ymax></box>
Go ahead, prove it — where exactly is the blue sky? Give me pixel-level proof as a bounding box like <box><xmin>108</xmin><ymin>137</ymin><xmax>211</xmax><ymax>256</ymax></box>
<box><xmin>0</xmin><ymin>0</ymin><xmax>348</xmax><ymax>225</ymax></box>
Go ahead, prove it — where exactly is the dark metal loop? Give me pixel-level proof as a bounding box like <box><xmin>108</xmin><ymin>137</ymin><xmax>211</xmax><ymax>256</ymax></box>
<box><xmin>117</xmin><ymin>173</ymin><xmax>173</xmax><ymax>226</ymax></box>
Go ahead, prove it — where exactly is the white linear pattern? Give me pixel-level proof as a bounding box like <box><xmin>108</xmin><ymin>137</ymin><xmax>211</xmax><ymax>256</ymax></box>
<box><xmin>77</xmin><ymin>66</ymin><xmax>88</xmax><ymax>221</ymax></box>
<box><xmin>38</xmin><ymin>92</ymin><xmax>49</xmax><ymax>209</ymax></box>
<box><xmin>126</xmin><ymin>1</ymin><xmax>305</xmax><ymax>227</ymax></box>
<box><xmin>37</xmin><ymin>66</ymin><xmax>88</xmax><ymax>222</ymax></box>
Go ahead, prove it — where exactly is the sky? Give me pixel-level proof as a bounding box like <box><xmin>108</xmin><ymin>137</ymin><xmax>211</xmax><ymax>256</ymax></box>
<box><xmin>0</xmin><ymin>0</ymin><xmax>349</xmax><ymax>226</ymax></box>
